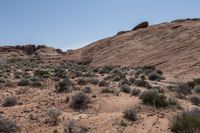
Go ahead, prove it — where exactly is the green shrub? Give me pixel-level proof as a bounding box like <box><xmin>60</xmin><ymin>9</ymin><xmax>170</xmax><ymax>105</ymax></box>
<box><xmin>70</xmin><ymin>92</ymin><xmax>90</xmax><ymax>110</ymax></box>
<box><xmin>134</xmin><ymin>79</ymin><xmax>150</xmax><ymax>88</ymax></box>
<box><xmin>194</xmin><ymin>85</ymin><xmax>200</xmax><ymax>93</ymax></box>
<box><xmin>0</xmin><ymin>115</ymin><xmax>19</xmax><ymax>132</ymax></box>
<box><xmin>54</xmin><ymin>68</ymin><xmax>67</xmax><ymax>78</ymax></box>
<box><xmin>99</xmin><ymin>80</ymin><xmax>109</xmax><ymax>87</ymax></box>
<box><xmin>101</xmin><ymin>87</ymin><xmax>114</xmax><ymax>94</ymax></box>
<box><xmin>47</xmin><ymin>108</ymin><xmax>62</xmax><ymax>125</ymax></box>
<box><xmin>2</xmin><ymin>96</ymin><xmax>17</xmax><ymax>107</ymax></box>
<box><xmin>34</xmin><ymin>69</ymin><xmax>50</xmax><ymax>78</ymax></box>
<box><xmin>55</xmin><ymin>79</ymin><xmax>72</xmax><ymax>93</ymax></box>
<box><xmin>170</xmin><ymin>108</ymin><xmax>200</xmax><ymax>133</ymax></box>
<box><xmin>148</xmin><ymin>72</ymin><xmax>163</xmax><ymax>81</ymax></box>
<box><xmin>176</xmin><ymin>83</ymin><xmax>192</xmax><ymax>98</ymax></box>
<box><xmin>123</xmin><ymin>108</ymin><xmax>137</xmax><ymax>121</ymax></box>
<box><xmin>18</xmin><ymin>79</ymin><xmax>30</xmax><ymax>86</ymax></box>
<box><xmin>166</xmin><ymin>96</ymin><xmax>179</xmax><ymax>106</ymax></box>
<box><xmin>120</xmin><ymin>84</ymin><xmax>131</xmax><ymax>93</ymax></box>
<box><xmin>120</xmin><ymin>78</ymin><xmax>131</xmax><ymax>85</ymax></box>
<box><xmin>31</xmin><ymin>81</ymin><xmax>42</xmax><ymax>88</ymax></box>
<box><xmin>64</xmin><ymin>120</ymin><xmax>88</xmax><ymax>133</ymax></box>
<box><xmin>139</xmin><ymin>90</ymin><xmax>168</xmax><ymax>108</ymax></box>
<box><xmin>190</xmin><ymin>96</ymin><xmax>200</xmax><ymax>106</ymax></box>
<box><xmin>131</xmin><ymin>89</ymin><xmax>141</xmax><ymax>96</ymax></box>
<box><xmin>82</xmin><ymin>86</ymin><xmax>92</xmax><ymax>93</ymax></box>
<box><xmin>77</xmin><ymin>78</ymin><xmax>88</xmax><ymax>85</ymax></box>
<box><xmin>89</xmin><ymin>79</ymin><xmax>99</xmax><ymax>85</ymax></box>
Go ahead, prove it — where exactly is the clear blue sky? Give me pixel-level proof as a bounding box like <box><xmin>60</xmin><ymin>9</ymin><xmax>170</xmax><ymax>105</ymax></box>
<box><xmin>0</xmin><ymin>0</ymin><xmax>200</xmax><ymax>50</ymax></box>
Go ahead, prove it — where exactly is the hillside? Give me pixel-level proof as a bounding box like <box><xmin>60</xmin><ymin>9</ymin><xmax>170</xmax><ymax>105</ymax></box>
<box><xmin>64</xmin><ymin>19</ymin><xmax>200</xmax><ymax>81</ymax></box>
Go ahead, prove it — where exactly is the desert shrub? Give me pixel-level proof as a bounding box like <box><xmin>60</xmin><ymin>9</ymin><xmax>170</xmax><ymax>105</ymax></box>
<box><xmin>55</xmin><ymin>79</ymin><xmax>72</xmax><ymax>93</ymax></box>
<box><xmin>166</xmin><ymin>96</ymin><xmax>179</xmax><ymax>106</ymax></box>
<box><xmin>123</xmin><ymin>108</ymin><xmax>137</xmax><ymax>121</ymax></box>
<box><xmin>139</xmin><ymin>90</ymin><xmax>168</xmax><ymax>108</ymax></box>
<box><xmin>0</xmin><ymin>115</ymin><xmax>19</xmax><ymax>132</ymax></box>
<box><xmin>156</xmin><ymin>70</ymin><xmax>163</xmax><ymax>75</ymax></box>
<box><xmin>98</xmin><ymin>80</ymin><xmax>109</xmax><ymax>87</ymax></box>
<box><xmin>120</xmin><ymin>78</ymin><xmax>131</xmax><ymax>85</ymax></box>
<box><xmin>176</xmin><ymin>83</ymin><xmax>192</xmax><ymax>98</ymax></box>
<box><xmin>187</xmin><ymin>81</ymin><xmax>195</xmax><ymax>88</ymax></box>
<box><xmin>101</xmin><ymin>87</ymin><xmax>114</xmax><ymax>94</ymax></box>
<box><xmin>140</xmin><ymin>75</ymin><xmax>146</xmax><ymax>80</ymax></box>
<box><xmin>190</xmin><ymin>96</ymin><xmax>200</xmax><ymax>106</ymax></box>
<box><xmin>111</xmin><ymin>67</ymin><xmax>125</xmax><ymax>79</ymax></box>
<box><xmin>134</xmin><ymin>79</ymin><xmax>149</xmax><ymax>88</ymax></box>
<box><xmin>34</xmin><ymin>69</ymin><xmax>50</xmax><ymax>78</ymax></box>
<box><xmin>2</xmin><ymin>96</ymin><xmax>17</xmax><ymax>107</ymax></box>
<box><xmin>70</xmin><ymin>92</ymin><xmax>90</xmax><ymax>110</ymax></box>
<box><xmin>193</xmin><ymin>78</ymin><xmax>200</xmax><ymax>85</ymax></box>
<box><xmin>82</xmin><ymin>86</ymin><xmax>92</xmax><ymax>93</ymax></box>
<box><xmin>148</xmin><ymin>72</ymin><xmax>163</xmax><ymax>81</ymax></box>
<box><xmin>194</xmin><ymin>85</ymin><xmax>200</xmax><ymax>93</ymax></box>
<box><xmin>18</xmin><ymin>78</ymin><xmax>30</xmax><ymax>86</ymax></box>
<box><xmin>129</xmin><ymin>77</ymin><xmax>135</xmax><ymax>84</ymax></box>
<box><xmin>47</xmin><ymin>108</ymin><xmax>62</xmax><ymax>125</ymax></box>
<box><xmin>31</xmin><ymin>81</ymin><xmax>42</xmax><ymax>88</ymax></box>
<box><xmin>131</xmin><ymin>88</ymin><xmax>141</xmax><ymax>96</ymax></box>
<box><xmin>77</xmin><ymin>78</ymin><xmax>88</xmax><ymax>85</ymax></box>
<box><xmin>54</xmin><ymin>68</ymin><xmax>67</xmax><ymax>78</ymax></box>
<box><xmin>64</xmin><ymin>120</ymin><xmax>88</xmax><ymax>133</ymax></box>
<box><xmin>0</xmin><ymin>78</ymin><xmax>6</xmax><ymax>83</ymax></box>
<box><xmin>135</xmin><ymin>68</ymin><xmax>143</xmax><ymax>77</ymax></box>
<box><xmin>98</xmin><ymin>65</ymin><xmax>114</xmax><ymax>74</ymax></box>
<box><xmin>89</xmin><ymin>79</ymin><xmax>99</xmax><ymax>85</ymax></box>
<box><xmin>170</xmin><ymin>108</ymin><xmax>200</xmax><ymax>133</ymax></box>
<box><xmin>120</xmin><ymin>84</ymin><xmax>131</xmax><ymax>93</ymax></box>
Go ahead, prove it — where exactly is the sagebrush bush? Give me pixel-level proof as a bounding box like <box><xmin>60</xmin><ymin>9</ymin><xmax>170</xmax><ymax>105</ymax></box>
<box><xmin>2</xmin><ymin>96</ymin><xmax>17</xmax><ymax>107</ymax></box>
<box><xmin>82</xmin><ymin>86</ymin><xmax>92</xmax><ymax>93</ymax></box>
<box><xmin>89</xmin><ymin>79</ymin><xmax>99</xmax><ymax>85</ymax></box>
<box><xmin>101</xmin><ymin>87</ymin><xmax>114</xmax><ymax>94</ymax></box>
<box><xmin>77</xmin><ymin>78</ymin><xmax>88</xmax><ymax>85</ymax></box>
<box><xmin>54</xmin><ymin>68</ymin><xmax>67</xmax><ymax>78</ymax></box>
<box><xmin>64</xmin><ymin>120</ymin><xmax>88</xmax><ymax>133</ymax></box>
<box><xmin>98</xmin><ymin>80</ymin><xmax>109</xmax><ymax>87</ymax></box>
<box><xmin>134</xmin><ymin>79</ymin><xmax>150</xmax><ymax>88</ymax></box>
<box><xmin>166</xmin><ymin>96</ymin><xmax>179</xmax><ymax>106</ymax></box>
<box><xmin>131</xmin><ymin>88</ymin><xmax>141</xmax><ymax>96</ymax></box>
<box><xmin>55</xmin><ymin>79</ymin><xmax>72</xmax><ymax>93</ymax></box>
<box><xmin>123</xmin><ymin>108</ymin><xmax>137</xmax><ymax>121</ymax></box>
<box><xmin>47</xmin><ymin>108</ymin><xmax>62</xmax><ymax>125</ymax></box>
<box><xmin>0</xmin><ymin>115</ymin><xmax>19</xmax><ymax>132</ymax></box>
<box><xmin>120</xmin><ymin>84</ymin><xmax>131</xmax><ymax>93</ymax></box>
<box><xmin>120</xmin><ymin>78</ymin><xmax>131</xmax><ymax>85</ymax></box>
<box><xmin>139</xmin><ymin>90</ymin><xmax>168</xmax><ymax>108</ymax></box>
<box><xmin>170</xmin><ymin>108</ymin><xmax>200</xmax><ymax>133</ymax></box>
<box><xmin>31</xmin><ymin>81</ymin><xmax>42</xmax><ymax>88</ymax></box>
<box><xmin>18</xmin><ymin>78</ymin><xmax>30</xmax><ymax>86</ymax></box>
<box><xmin>190</xmin><ymin>96</ymin><xmax>200</xmax><ymax>106</ymax></box>
<box><xmin>148</xmin><ymin>72</ymin><xmax>163</xmax><ymax>81</ymax></box>
<box><xmin>70</xmin><ymin>92</ymin><xmax>90</xmax><ymax>110</ymax></box>
<box><xmin>34</xmin><ymin>69</ymin><xmax>50</xmax><ymax>78</ymax></box>
<box><xmin>176</xmin><ymin>83</ymin><xmax>192</xmax><ymax>98</ymax></box>
<box><xmin>194</xmin><ymin>85</ymin><xmax>200</xmax><ymax>93</ymax></box>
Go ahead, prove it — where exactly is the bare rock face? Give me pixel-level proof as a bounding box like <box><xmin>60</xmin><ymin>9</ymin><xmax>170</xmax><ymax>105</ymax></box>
<box><xmin>132</xmin><ymin>21</ymin><xmax>149</xmax><ymax>31</ymax></box>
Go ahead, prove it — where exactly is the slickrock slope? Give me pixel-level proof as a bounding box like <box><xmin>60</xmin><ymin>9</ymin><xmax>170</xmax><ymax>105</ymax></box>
<box><xmin>64</xmin><ymin>19</ymin><xmax>200</xmax><ymax>80</ymax></box>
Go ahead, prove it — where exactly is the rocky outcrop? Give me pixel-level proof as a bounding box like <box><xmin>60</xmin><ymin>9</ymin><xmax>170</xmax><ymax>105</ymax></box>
<box><xmin>132</xmin><ymin>21</ymin><xmax>149</xmax><ymax>31</ymax></box>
